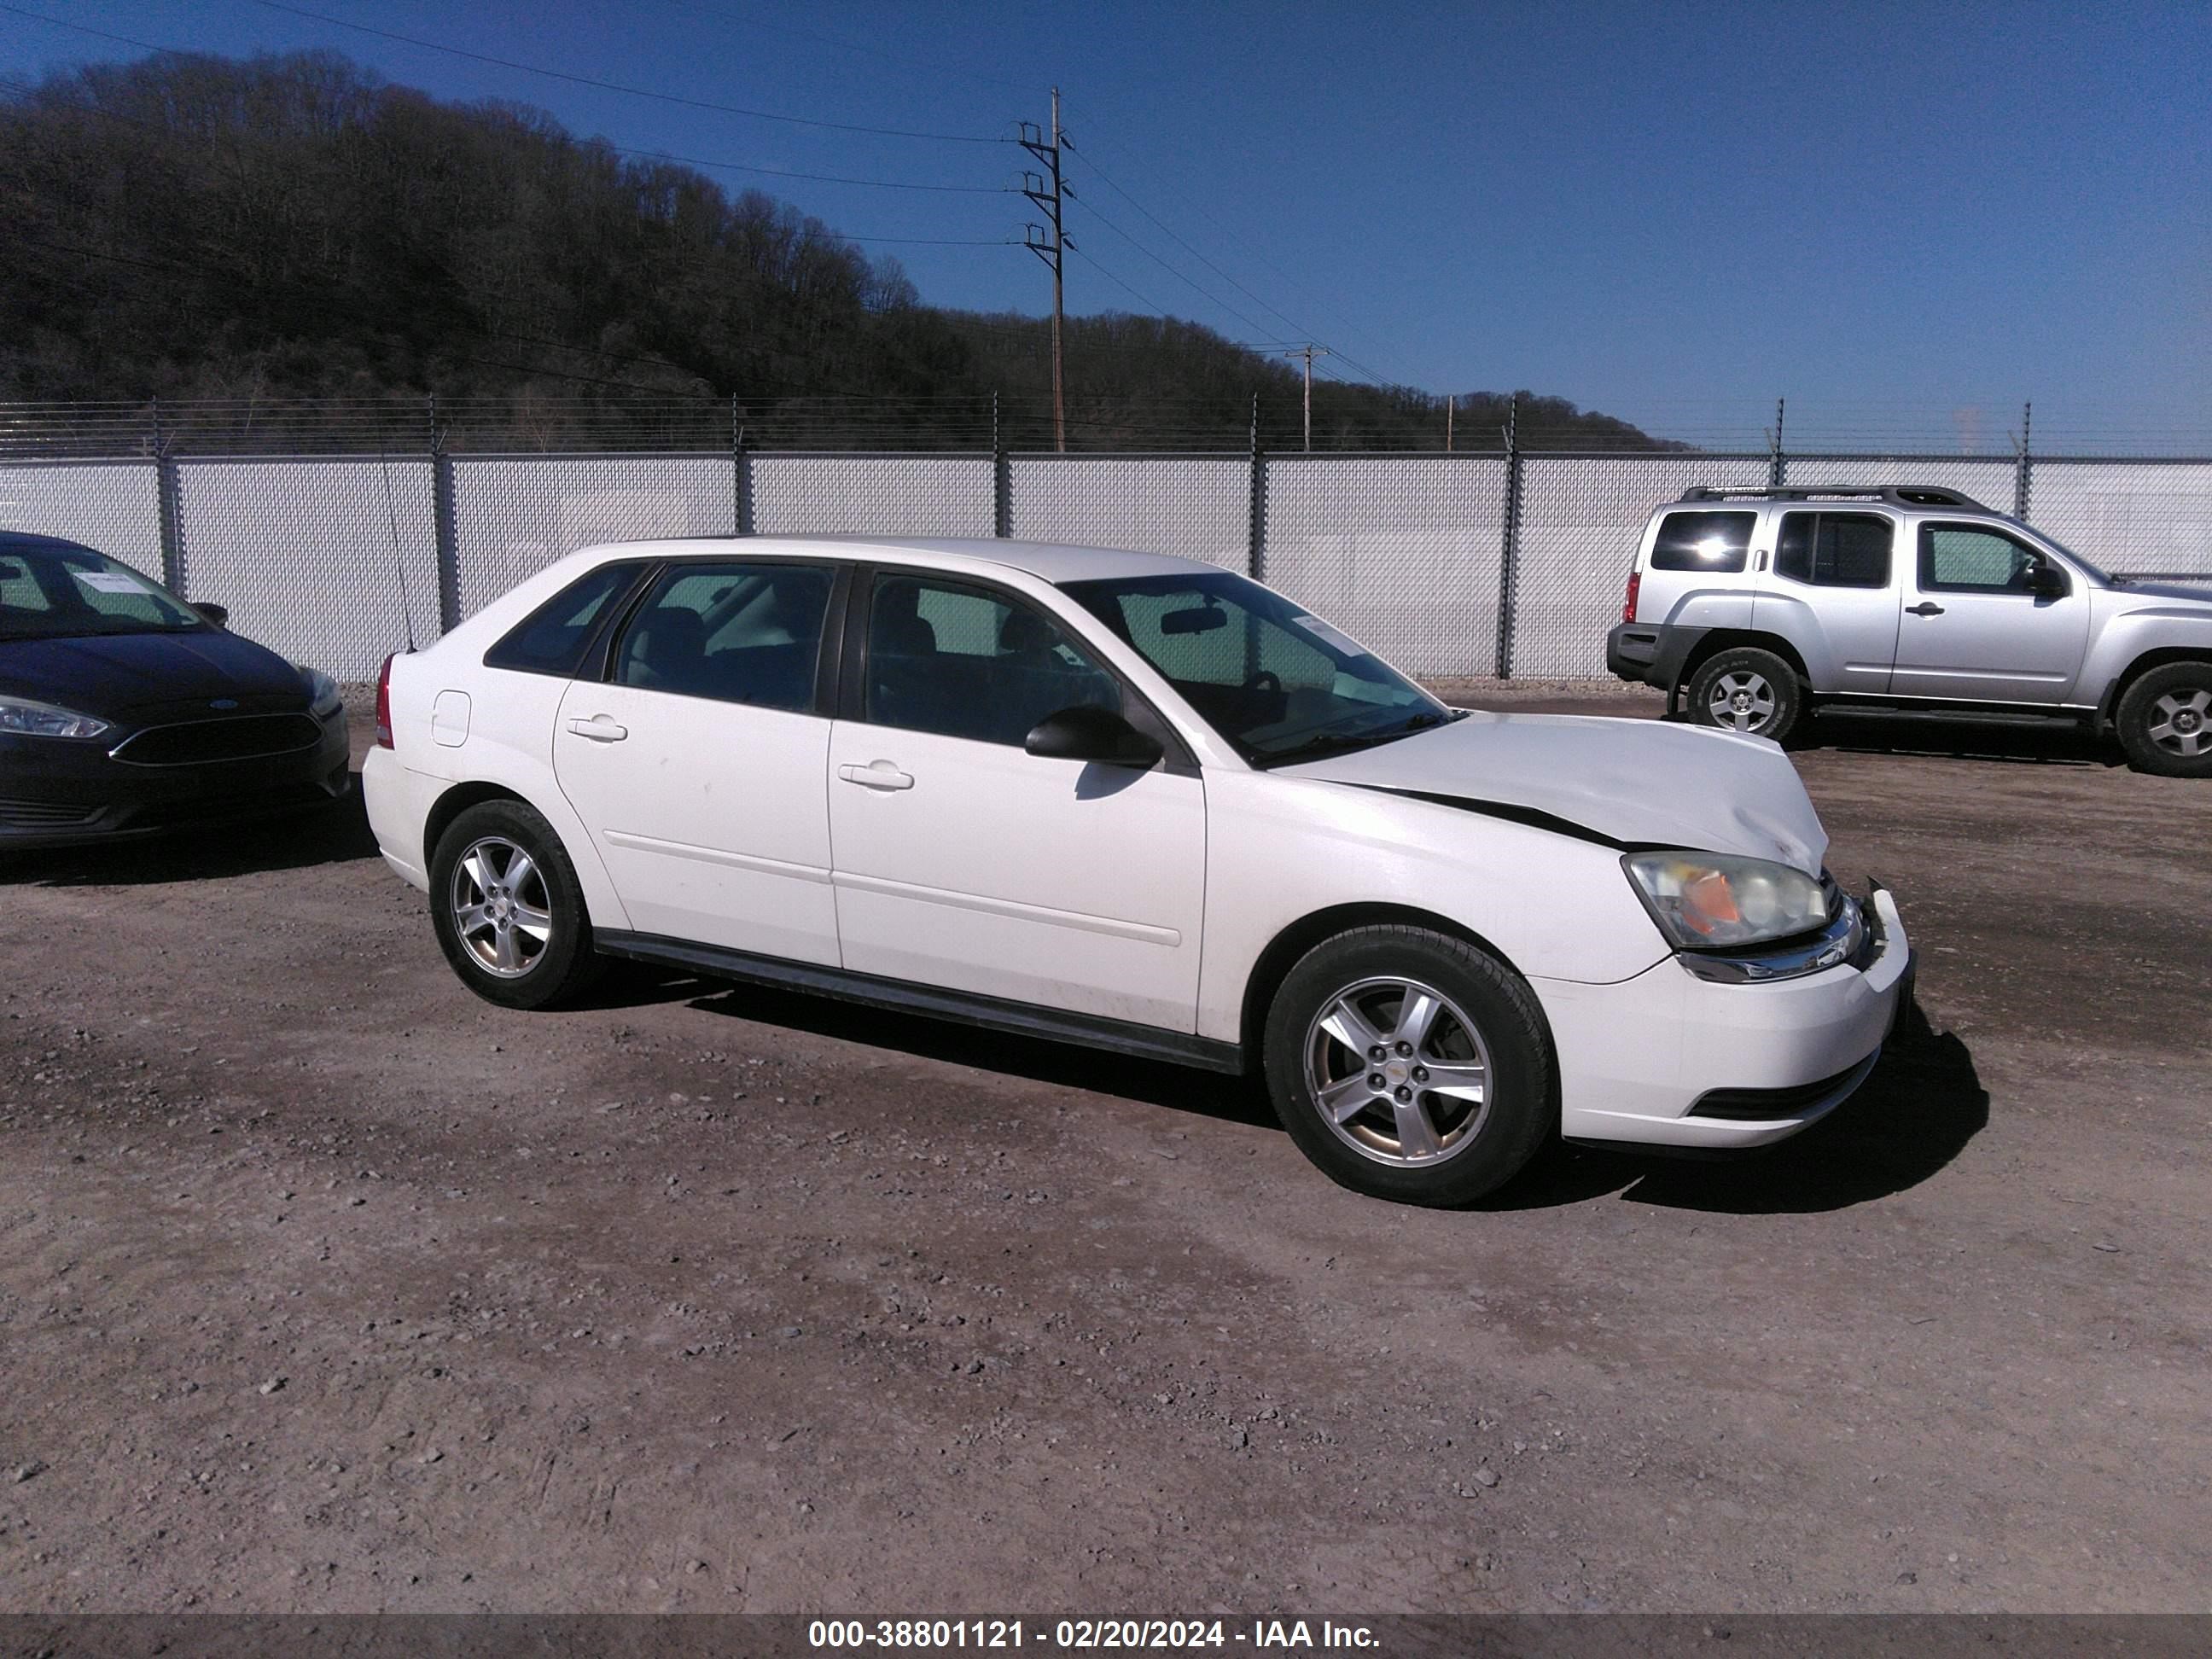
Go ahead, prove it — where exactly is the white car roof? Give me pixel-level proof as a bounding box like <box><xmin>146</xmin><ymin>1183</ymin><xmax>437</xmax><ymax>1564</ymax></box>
<box><xmin>573</xmin><ymin>534</ymin><xmax>1219</xmax><ymax>585</ymax></box>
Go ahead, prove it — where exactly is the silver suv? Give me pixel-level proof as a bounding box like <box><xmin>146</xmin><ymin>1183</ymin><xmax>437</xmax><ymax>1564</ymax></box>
<box><xmin>1605</xmin><ymin>485</ymin><xmax>2212</xmax><ymax>777</ymax></box>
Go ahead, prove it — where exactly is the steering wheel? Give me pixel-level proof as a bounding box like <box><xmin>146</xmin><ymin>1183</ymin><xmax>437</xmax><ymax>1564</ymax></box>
<box><xmin>1243</xmin><ymin>670</ymin><xmax>1284</xmax><ymax>696</ymax></box>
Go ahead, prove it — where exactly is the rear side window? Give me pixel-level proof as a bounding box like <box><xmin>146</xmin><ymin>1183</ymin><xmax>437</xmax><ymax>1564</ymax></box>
<box><xmin>1774</xmin><ymin>512</ymin><xmax>1894</xmax><ymax>588</ymax></box>
<box><xmin>613</xmin><ymin>561</ymin><xmax>834</xmax><ymax>712</ymax></box>
<box><xmin>1649</xmin><ymin>511</ymin><xmax>1755</xmax><ymax>573</ymax></box>
<box><xmin>485</xmin><ymin>562</ymin><xmax>643</xmax><ymax>677</ymax></box>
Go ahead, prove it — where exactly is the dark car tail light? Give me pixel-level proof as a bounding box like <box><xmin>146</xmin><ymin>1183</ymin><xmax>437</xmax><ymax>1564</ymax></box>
<box><xmin>375</xmin><ymin>652</ymin><xmax>396</xmax><ymax>749</ymax></box>
<box><xmin>1621</xmin><ymin>571</ymin><xmax>1641</xmax><ymax>624</ymax></box>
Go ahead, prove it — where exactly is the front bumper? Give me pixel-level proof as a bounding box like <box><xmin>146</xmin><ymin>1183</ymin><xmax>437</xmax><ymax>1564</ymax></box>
<box><xmin>0</xmin><ymin>709</ymin><xmax>350</xmax><ymax>849</ymax></box>
<box><xmin>1537</xmin><ymin>886</ymin><xmax>1914</xmax><ymax>1150</ymax></box>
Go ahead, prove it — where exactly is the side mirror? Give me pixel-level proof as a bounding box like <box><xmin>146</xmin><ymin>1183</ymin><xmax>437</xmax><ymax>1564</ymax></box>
<box><xmin>2024</xmin><ymin>564</ymin><xmax>2066</xmax><ymax>599</ymax></box>
<box><xmin>191</xmin><ymin>601</ymin><xmax>230</xmax><ymax>627</ymax></box>
<box><xmin>1024</xmin><ymin>704</ymin><xmax>1163</xmax><ymax>768</ymax></box>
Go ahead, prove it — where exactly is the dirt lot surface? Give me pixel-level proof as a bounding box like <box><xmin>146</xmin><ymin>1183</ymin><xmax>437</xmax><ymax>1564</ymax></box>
<box><xmin>1</xmin><ymin>690</ymin><xmax>2206</xmax><ymax>1616</ymax></box>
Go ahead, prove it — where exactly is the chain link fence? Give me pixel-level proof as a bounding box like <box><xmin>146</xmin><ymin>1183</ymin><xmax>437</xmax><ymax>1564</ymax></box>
<box><xmin>3</xmin><ymin>434</ymin><xmax>2209</xmax><ymax>682</ymax></box>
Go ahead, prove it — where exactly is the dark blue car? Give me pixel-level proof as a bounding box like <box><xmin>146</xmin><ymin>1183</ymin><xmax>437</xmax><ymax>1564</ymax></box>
<box><xmin>0</xmin><ymin>531</ymin><xmax>350</xmax><ymax>848</ymax></box>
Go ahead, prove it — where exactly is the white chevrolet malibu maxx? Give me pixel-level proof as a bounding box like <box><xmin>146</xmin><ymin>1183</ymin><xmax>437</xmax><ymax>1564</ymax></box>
<box><xmin>365</xmin><ymin>537</ymin><xmax>1912</xmax><ymax>1206</ymax></box>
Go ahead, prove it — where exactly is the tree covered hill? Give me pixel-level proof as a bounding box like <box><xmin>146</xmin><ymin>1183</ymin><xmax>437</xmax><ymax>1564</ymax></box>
<box><xmin>2</xmin><ymin>50</ymin><xmax>1668</xmax><ymax>451</ymax></box>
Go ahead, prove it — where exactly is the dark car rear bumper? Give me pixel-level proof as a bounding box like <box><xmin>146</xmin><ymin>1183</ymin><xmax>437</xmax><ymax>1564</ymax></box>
<box><xmin>0</xmin><ymin>709</ymin><xmax>350</xmax><ymax>849</ymax></box>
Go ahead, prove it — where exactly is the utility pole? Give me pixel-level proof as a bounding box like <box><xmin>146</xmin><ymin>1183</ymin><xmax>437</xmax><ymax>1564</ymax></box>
<box><xmin>1446</xmin><ymin>393</ymin><xmax>1455</xmax><ymax>453</ymax></box>
<box><xmin>1276</xmin><ymin>344</ymin><xmax>1331</xmax><ymax>451</ymax></box>
<box><xmin>1021</xmin><ymin>91</ymin><xmax>1071</xmax><ymax>452</ymax></box>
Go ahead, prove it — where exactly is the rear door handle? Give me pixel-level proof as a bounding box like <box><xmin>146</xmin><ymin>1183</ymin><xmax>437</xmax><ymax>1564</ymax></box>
<box><xmin>566</xmin><ymin>714</ymin><xmax>629</xmax><ymax>742</ymax></box>
<box><xmin>838</xmin><ymin>760</ymin><xmax>914</xmax><ymax>791</ymax></box>
<box><xmin>1906</xmin><ymin>602</ymin><xmax>1945</xmax><ymax>616</ymax></box>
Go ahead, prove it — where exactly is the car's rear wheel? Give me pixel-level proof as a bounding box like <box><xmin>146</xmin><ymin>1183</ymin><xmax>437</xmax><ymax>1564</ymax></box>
<box><xmin>1685</xmin><ymin>646</ymin><xmax>1803</xmax><ymax>743</ymax></box>
<box><xmin>2116</xmin><ymin>661</ymin><xmax>2212</xmax><ymax>777</ymax></box>
<box><xmin>1262</xmin><ymin>925</ymin><xmax>1552</xmax><ymax>1206</ymax></box>
<box><xmin>428</xmin><ymin>800</ymin><xmax>602</xmax><ymax>1009</ymax></box>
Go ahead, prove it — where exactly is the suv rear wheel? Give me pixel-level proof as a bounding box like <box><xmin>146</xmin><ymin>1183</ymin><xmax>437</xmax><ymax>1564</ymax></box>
<box><xmin>2116</xmin><ymin>661</ymin><xmax>2212</xmax><ymax>778</ymax></box>
<box><xmin>1686</xmin><ymin>646</ymin><xmax>1804</xmax><ymax>743</ymax></box>
<box><xmin>1262</xmin><ymin>925</ymin><xmax>1552</xmax><ymax>1207</ymax></box>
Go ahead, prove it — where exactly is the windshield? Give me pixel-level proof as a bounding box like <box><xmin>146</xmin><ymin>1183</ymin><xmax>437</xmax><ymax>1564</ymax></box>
<box><xmin>0</xmin><ymin>542</ymin><xmax>204</xmax><ymax>641</ymax></box>
<box><xmin>1062</xmin><ymin>570</ymin><xmax>1453</xmax><ymax>765</ymax></box>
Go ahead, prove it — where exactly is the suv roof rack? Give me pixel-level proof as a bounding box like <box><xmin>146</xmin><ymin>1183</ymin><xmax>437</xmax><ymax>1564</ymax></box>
<box><xmin>1677</xmin><ymin>484</ymin><xmax>1990</xmax><ymax>510</ymax></box>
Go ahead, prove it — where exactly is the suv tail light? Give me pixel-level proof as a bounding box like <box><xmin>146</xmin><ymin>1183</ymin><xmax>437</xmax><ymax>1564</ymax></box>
<box><xmin>375</xmin><ymin>652</ymin><xmax>396</xmax><ymax>748</ymax></box>
<box><xmin>1621</xmin><ymin>571</ymin><xmax>1641</xmax><ymax>624</ymax></box>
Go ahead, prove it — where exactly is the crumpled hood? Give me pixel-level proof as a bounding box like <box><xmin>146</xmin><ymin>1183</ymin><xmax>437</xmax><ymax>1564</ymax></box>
<box><xmin>0</xmin><ymin>627</ymin><xmax>306</xmax><ymax>719</ymax></box>
<box><xmin>1279</xmin><ymin>712</ymin><xmax>1830</xmax><ymax>874</ymax></box>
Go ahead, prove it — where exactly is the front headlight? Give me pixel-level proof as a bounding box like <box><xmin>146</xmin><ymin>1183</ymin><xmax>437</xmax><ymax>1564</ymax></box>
<box><xmin>0</xmin><ymin>695</ymin><xmax>111</xmax><ymax>741</ymax></box>
<box><xmin>1623</xmin><ymin>850</ymin><xmax>1830</xmax><ymax>952</ymax></box>
<box><xmin>300</xmin><ymin>667</ymin><xmax>343</xmax><ymax>719</ymax></box>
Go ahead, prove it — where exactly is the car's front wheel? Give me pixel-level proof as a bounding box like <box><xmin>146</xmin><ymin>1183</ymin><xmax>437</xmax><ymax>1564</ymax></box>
<box><xmin>428</xmin><ymin>799</ymin><xmax>602</xmax><ymax>1010</ymax></box>
<box><xmin>2115</xmin><ymin>661</ymin><xmax>2212</xmax><ymax>777</ymax></box>
<box><xmin>1262</xmin><ymin>925</ymin><xmax>1553</xmax><ymax>1206</ymax></box>
<box><xmin>1685</xmin><ymin>646</ymin><xmax>1804</xmax><ymax>743</ymax></box>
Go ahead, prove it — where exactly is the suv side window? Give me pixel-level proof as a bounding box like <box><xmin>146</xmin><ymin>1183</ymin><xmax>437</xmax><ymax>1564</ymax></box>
<box><xmin>1649</xmin><ymin>510</ymin><xmax>1755</xmax><ymax>573</ymax></box>
<box><xmin>613</xmin><ymin>561</ymin><xmax>834</xmax><ymax>711</ymax></box>
<box><xmin>865</xmin><ymin>574</ymin><xmax>1121</xmax><ymax>746</ymax></box>
<box><xmin>1773</xmin><ymin>512</ymin><xmax>1894</xmax><ymax>588</ymax></box>
<box><xmin>485</xmin><ymin>561</ymin><xmax>644</xmax><ymax>677</ymax></box>
<box><xmin>1918</xmin><ymin>524</ymin><xmax>2064</xmax><ymax>596</ymax></box>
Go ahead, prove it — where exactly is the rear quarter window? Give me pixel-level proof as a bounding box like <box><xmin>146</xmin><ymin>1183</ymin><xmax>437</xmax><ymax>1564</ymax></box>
<box><xmin>1649</xmin><ymin>510</ymin><xmax>1755</xmax><ymax>573</ymax></box>
<box><xmin>484</xmin><ymin>562</ymin><xmax>644</xmax><ymax>678</ymax></box>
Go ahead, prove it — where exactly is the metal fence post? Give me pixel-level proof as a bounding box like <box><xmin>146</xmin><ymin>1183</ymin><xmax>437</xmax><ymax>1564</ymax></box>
<box><xmin>992</xmin><ymin>393</ymin><xmax>1012</xmax><ymax>538</ymax></box>
<box><xmin>2014</xmin><ymin>401</ymin><xmax>2034</xmax><ymax>521</ymax></box>
<box><xmin>1493</xmin><ymin>393</ymin><xmax>1522</xmax><ymax>679</ymax></box>
<box><xmin>732</xmin><ymin>395</ymin><xmax>754</xmax><ymax>536</ymax></box>
<box><xmin>151</xmin><ymin>398</ymin><xmax>186</xmax><ymax>596</ymax></box>
<box><xmin>1769</xmin><ymin>396</ymin><xmax>1787</xmax><ymax>489</ymax></box>
<box><xmin>428</xmin><ymin>394</ymin><xmax>461</xmax><ymax>634</ymax></box>
<box><xmin>1247</xmin><ymin>395</ymin><xmax>1267</xmax><ymax>580</ymax></box>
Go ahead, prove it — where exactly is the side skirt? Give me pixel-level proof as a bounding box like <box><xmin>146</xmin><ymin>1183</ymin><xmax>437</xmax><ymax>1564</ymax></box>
<box><xmin>594</xmin><ymin>929</ymin><xmax>1247</xmax><ymax>1075</ymax></box>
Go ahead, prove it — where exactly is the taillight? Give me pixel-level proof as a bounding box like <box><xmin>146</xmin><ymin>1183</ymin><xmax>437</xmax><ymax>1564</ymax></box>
<box><xmin>375</xmin><ymin>652</ymin><xmax>396</xmax><ymax>748</ymax></box>
<box><xmin>1621</xmin><ymin>571</ymin><xmax>1641</xmax><ymax>624</ymax></box>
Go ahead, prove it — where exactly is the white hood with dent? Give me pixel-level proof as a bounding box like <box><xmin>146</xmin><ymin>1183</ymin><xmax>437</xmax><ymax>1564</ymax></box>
<box><xmin>1280</xmin><ymin>713</ymin><xmax>1830</xmax><ymax>874</ymax></box>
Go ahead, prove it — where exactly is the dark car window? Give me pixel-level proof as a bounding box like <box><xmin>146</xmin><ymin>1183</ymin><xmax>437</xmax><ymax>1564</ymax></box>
<box><xmin>1649</xmin><ymin>510</ymin><xmax>1755</xmax><ymax>573</ymax></box>
<box><xmin>613</xmin><ymin>562</ymin><xmax>833</xmax><ymax>712</ymax></box>
<box><xmin>864</xmin><ymin>574</ymin><xmax>1121</xmax><ymax>746</ymax></box>
<box><xmin>483</xmin><ymin>561</ymin><xmax>644</xmax><ymax>678</ymax></box>
<box><xmin>1774</xmin><ymin>512</ymin><xmax>1894</xmax><ymax>588</ymax></box>
<box><xmin>1918</xmin><ymin>524</ymin><xmax>2063</xmax><ymax>596</ymax></box>
<box><xmin>0</xmin><ymin>542</ymin><xmax>201</xmax><ymax>640</ymax></box>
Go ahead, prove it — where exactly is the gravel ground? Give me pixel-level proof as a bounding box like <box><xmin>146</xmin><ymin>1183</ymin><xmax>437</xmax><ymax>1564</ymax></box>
<box><xmin>0</xmin><ymin>694</ymin><xmax>2204</xmax><ymax>1616</ymax></box>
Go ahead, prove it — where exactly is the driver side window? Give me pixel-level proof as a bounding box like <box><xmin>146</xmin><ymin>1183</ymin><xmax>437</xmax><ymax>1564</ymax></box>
<box><xmin>864</xmin><ymin>575</ymin><xmax>1122</xmax><ymax>746</ymax></box>
<box><xmin>1918</xmin><ymin>525</ymin><xmax>2063</xmax><ymax>596</ymax></box>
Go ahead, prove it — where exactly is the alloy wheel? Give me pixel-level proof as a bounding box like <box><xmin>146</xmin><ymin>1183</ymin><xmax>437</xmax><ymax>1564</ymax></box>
<box><xmin>2146</xmin><ymin>687</ymin><xmax>2212</xmax><ymax>758</ymax></box>
<box><xmin>449</xmin><ymin>835</ymin><xmax>555</xmax><ymax>978</ymax></box>
<box><xmin>1302</xmin><ymin>976</ymin><xmax>1493</xmax><ymax>1166</ymax></box>
<box><xmin>1708</xmin><ymin>670</ymin><xmax>1777</xmax><ymax>732</ymax></box>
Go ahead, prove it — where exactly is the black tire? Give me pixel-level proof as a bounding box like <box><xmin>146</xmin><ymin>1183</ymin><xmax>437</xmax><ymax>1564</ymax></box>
<box><xmin>1261</xmin><ymin>925</ymin><xmax>1553</xmax><ymax>1207</ymax></box>
<box><xmin>2114</xmin><ymin>661</ymin><xmax>2212</xmax><ymax>778</ymax></box>
<box><xmin>1685</xmin><ymin>646</ymin><xmax>1805</xmax><ymax>744</ymax></box>
<box><xmin>428</xmin><ymin>799</ymin><xmax>603</xmax><ymax>1010</ymax></box>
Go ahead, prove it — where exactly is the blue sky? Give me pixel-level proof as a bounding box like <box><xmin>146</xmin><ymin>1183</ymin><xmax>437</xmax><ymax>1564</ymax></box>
<box><xmin>3</xmin><ymin>1</ymin><xmax>2207</xmax><ymax>446</ymax></box>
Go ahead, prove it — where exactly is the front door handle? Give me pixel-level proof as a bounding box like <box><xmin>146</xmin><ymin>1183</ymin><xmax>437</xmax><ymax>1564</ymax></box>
<box><xmin>838</xmin><ymin>760</ymin><xmax>915</xmax><ymax>791</ymax></box>
<box><xmin>566</xmin><ymin>714</ymin><xmax>629</xmax><ymax>742</ymax></box>
<box><xmin>1906</xmin><ymin>602</ymin><xmax>1946</xmax><ymax>617</ymax></box>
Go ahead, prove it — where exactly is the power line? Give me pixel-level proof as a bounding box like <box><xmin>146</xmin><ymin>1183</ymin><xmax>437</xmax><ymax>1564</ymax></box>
<box><xmin>1058</xmin><ymin>114</ymin><xmax>1419</xmax><ymax>387</ymax></box>
<box><xmin>602</xmin><ymin>142</ymin><xmax>1013</xmax><ymax>195</ymax></box>
<box><xmin>235</xmin><ymin>0</ymin><xmax>1016</xmax><ymax>144</ymax></box>
<box><xmin>1066</xmin><ymin>247</ymin><xmax>1177</xmax><ymax>320</ymax></box>
<box><xmin>1068</xmin><ymin>193</ymin><xmax>1289</xmax><ymax>350</ymax></box>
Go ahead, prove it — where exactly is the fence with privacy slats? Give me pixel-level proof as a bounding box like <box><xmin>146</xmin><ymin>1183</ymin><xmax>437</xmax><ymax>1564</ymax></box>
<box><xmin>3</xmin><ymin>442</ymin><xmax>2207</xmax><ymax>681</ymax></box>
